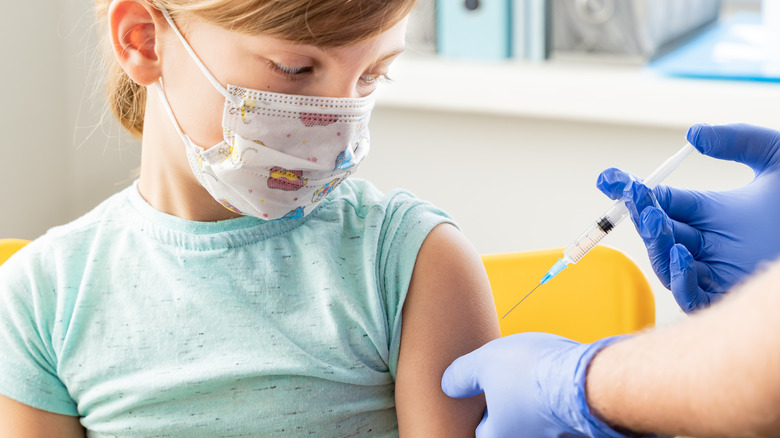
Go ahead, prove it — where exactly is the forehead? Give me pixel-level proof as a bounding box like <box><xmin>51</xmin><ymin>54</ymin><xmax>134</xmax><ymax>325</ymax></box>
<box><xmin>319</xmin><ymin>17</ymin><xmax>409</xmax><ymax>60</ymax></box>
<box><xmin>219</xmin><ymin>15</ymin><xmax>408</xmax><ymax>63</ymax></box>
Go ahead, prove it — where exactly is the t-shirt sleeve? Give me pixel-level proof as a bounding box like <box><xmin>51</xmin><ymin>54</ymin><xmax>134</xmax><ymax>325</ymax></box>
<box><xmin>0</xmin><ymin>242</ymin><xmax>78</xmax><ymax>416</ymax></box>
<box><xmin>376</xmin><ymin>190</ymin><xmax>457</xmax><ymax>379</ymax></box>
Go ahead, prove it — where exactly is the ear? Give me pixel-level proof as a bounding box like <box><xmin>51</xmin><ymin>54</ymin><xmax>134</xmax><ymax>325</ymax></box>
<box><xmin>109</xmin><ymin>0</ymin><xmax>163</xmax><ymax>86</ymax></box>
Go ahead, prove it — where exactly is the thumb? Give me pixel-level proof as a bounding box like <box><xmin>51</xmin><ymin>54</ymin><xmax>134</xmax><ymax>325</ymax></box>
<box><xmin>687</xmin><ymin>123</ymin><xmax>780</xmax><ymax>174</ymax></box>
<box><xmin>441</xmin><ymin>353</ymin><xmax>485</xmax><ymax>399</ymax></box>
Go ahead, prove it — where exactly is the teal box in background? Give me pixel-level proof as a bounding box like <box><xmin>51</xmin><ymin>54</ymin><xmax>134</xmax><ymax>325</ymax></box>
<box><xmin>436</xmin><ymin>0</ymin><xmax>513</xmax><ymax>60</ymax></box>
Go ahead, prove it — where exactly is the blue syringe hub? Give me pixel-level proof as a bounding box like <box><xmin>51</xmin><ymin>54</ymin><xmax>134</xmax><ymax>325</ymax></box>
<box><xmin>540</xmin><ymin>258</ymin><xmax>569</xmax><ymax>285</ymax></box>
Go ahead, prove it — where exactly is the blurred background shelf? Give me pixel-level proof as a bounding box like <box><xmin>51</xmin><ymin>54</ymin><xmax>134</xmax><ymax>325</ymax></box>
<box><xmin>376</xmin><ymin>54</ymin><xmax>780</xmax><ymax>130</ymax></box>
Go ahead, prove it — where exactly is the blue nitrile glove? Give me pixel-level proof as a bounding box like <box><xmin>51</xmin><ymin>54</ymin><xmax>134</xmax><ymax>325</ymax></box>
<box><xmin>441</xmin><ymin>332</ymin><xmax>654</xmax><ymax>438</ymax></box>
<box><xmin>597</xmin><ymin>123</ymin><xmax>780</xmax><ymax>312</ymax></box>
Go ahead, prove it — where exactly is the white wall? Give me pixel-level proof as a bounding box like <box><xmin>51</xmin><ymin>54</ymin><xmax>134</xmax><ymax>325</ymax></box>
<box><xmin>358</xmin><ymin>109</ymin><xmax>754</xmax><ymax>326</ymax></box>
<box><xmin>0</xmin><ymin>0</ymin><xmax>141</xmax><ymax>240</ymax></box>
<box><xmin>1</xmin><ymin>2</ymin><xmax>71</xmax><ymax>238</ymax></box>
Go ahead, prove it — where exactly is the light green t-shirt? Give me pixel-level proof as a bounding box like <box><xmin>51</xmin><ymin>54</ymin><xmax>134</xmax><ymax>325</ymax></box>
<box><xmin>0</xmin><ymin>179</ymin><xmax>455</xmax><ymax>437</ymax></box>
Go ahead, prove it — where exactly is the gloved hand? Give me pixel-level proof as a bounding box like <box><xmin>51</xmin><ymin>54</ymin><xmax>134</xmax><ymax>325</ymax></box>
<box><xmin>597</xmin><ymin>123</ymin><xmax>780</xmax><ymax>312</ymax></box>
<box><xmin>441</xmin><ymin>332</ymin><xmax>648</xmax><ymax>438</ymax></box>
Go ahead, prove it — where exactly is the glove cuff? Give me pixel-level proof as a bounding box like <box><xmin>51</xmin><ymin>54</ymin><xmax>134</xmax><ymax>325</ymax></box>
<box><xmin>573</xmin><ymin>335</ymin><xmax>661</xmax><ymax>438</ymax></box>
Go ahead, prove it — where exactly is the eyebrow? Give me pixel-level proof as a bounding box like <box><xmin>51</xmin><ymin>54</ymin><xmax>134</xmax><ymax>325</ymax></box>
<box><xmin>373</xmin><ymin>47</ymin><xmax>406</xmax><ymax>65</ymax></box>
<box><xmin>321</xmin><ymin>46</ymin><xmax>406</xmax><ymax>67</ymax></box>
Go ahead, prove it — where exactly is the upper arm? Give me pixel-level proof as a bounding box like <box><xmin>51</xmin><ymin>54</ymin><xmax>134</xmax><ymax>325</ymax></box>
<box><xmin>395</xmin><ymin>223</ymin><xmax>500</xmax><ymax>437</ymax></box>
<box><xmin>0</xmin><ymin>394</ymin><xmax>84</xmax><ymax>438</ymax></box>
<box><xmin>0</xmin><ymin>247</ymin><xmax>82</xmax><ymax>435</ymax></box>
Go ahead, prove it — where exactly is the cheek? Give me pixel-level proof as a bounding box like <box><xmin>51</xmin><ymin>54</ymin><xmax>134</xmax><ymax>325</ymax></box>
<box><xmin>179</xmin><ymin>90</ymin><xmax>226</xmax><ymax>149</ymax></box>
<box><xmin>161</xmin><ymin>45</ymin><xmax>228</xmax><ymax>149</ymax></box>
<box><xmin>169</xmin><ymin>77</ymin><xmax>226</xmax><ymax>149</ymax></box>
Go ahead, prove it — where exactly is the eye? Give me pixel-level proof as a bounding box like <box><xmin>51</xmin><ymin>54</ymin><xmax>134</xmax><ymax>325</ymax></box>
<box><xmin>359</xmin><ymin>73</ymin><xmax>392</xmax><ymax>88</ymax></box>
<box><xmin>269</xmin><ymin>62</ymin><xmax>313</xmax><ymax>79</ymax></box>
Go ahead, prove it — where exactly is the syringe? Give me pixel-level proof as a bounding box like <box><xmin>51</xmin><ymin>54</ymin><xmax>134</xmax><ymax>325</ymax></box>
<box><xmin>502</xmin><ymin>142</ymin><xmax>697</xmax><ymax>319</ymax></box>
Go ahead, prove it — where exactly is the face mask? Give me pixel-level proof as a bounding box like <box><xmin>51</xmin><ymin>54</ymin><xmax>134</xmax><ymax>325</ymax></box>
<box><xmin>153</xmin><ymin>6</ymin><xmax>375</xmax><ymax>220</ymax></box>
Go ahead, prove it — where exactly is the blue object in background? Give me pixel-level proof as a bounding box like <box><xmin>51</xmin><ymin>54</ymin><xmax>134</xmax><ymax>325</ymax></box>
<box><xmin>436</xmin><ymin>0</ymin><xmax>513</xmax><ymax>60</ymax></box>
<box><xmin>650</xmin><ymin>12</ymin><xmax>780</xmax><ymax>82</ymax></box>
<box><xmin>512</xmin><ymin>0</ymin><xmax>527</xmax><ymax>59</ymax></box>
<box><xmin>525</xmin><ymin>0</ymin><xmax>551</xmax><ymax>61</ymax></box>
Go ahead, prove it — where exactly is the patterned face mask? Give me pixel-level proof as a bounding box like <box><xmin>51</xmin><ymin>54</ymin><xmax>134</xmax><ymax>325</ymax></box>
<box><xmin>153</xmin><ymin>6</ymin><xmax>375</xmax><ymax>220</ymax></box>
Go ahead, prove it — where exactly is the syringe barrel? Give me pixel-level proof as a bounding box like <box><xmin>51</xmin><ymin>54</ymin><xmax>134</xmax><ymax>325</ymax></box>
<box><xmin>557</xmin><ymin>142</ymin><xmax>696</xmax><ymax>272</ymax></box>
<box><xmin>603</xmin><ymin>199</ymin><xmax>629</xmax><ymax>227</ymax></box>
<box><xmin>563</xmin><ymin>223</ymin><xmax>606</xmax><ymax>263</ymax></box>
<box><xmin>563</xmin><ymin>200</ymin><xmax>629</xmax><ymax>263</ymax></box>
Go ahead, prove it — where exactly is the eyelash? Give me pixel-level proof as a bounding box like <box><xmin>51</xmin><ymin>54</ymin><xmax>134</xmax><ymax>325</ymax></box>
<box><xmin>269</xmin><ymin>62</ymin><xmax>312</xmax><ymax>78</ymax></box>
<box><xmin>269</xmin><ymin>62</ymin><xmax>392</xmax><ymax>88</ymax></box>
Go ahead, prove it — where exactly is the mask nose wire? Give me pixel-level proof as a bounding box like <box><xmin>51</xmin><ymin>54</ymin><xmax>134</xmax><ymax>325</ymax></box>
<box><xmin>158</xmin><ymin>5</ymin><xmax>243</xmax><ymax>107</ymax></box>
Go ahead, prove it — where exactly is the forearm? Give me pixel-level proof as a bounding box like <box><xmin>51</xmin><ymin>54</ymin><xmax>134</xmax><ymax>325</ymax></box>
<box><xmin>586</xmin><ymin>259</ymin><xmax>780</xmax><ymax>438</ymax></box>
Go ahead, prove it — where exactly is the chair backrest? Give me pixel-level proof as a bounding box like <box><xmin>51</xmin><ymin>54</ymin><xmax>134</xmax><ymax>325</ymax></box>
<box><xmin>0</xmin><ymin>239</ymin><xmax>30</xmax><ymax>266</ymax></box>
<box><xmin>482</xmin><ymin>246</ymin><xmax>655</xmax><ymax>343</ymax></box>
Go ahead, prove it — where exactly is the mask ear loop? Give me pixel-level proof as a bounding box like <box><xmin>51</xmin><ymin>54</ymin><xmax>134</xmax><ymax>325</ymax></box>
<box><xmin>158</xmin><ymin>5</ymin><xmax>243</xmax><ymax>107</ymax></box>
<box><xmin>152</xmin><ymin>80</ymin><xmax>194</xmax><ymax>148</ymax></box>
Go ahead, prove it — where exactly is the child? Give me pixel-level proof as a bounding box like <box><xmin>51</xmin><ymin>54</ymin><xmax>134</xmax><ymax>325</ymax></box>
<box><xmin>0</xmin><ymin>0</ymin><xmax>500</xmax><ymax>436</ymax></box>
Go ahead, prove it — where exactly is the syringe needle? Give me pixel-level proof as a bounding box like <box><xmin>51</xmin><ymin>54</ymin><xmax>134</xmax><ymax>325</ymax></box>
<box><xmin>502</xmin><ymin>283</ymin><xmax>542</xmax><ymax>319</ymax></box>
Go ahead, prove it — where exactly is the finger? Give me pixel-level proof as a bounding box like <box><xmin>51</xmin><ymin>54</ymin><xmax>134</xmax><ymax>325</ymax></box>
<box><xmin>651</xmin><ymin>185</ymin><xmax>707</xmax><ymax>259</ymax></box>
<box><xmin>687</xmin><ymin>123</ymin><xmax>780</xmax><ymax>174</ymax></box>
<box><xmin>441</xmin><ymin>354</ymin><xmax>485</xmax><ymax>399</ymax></box>
<box><xmin>696</xmin><ymin>261</ymin><xmax>724</xmax><ymax>295</ymax></box>
<box><xmin>474</xmin><ymin>410</ymin><xmax>490</xmax><ymax>438</ymax></box>
<box><xmin>637</xmin><ymin>207</ymin><xmax>676</xmax><ymax>288</ymax></box>
<box><xmin>627</xmin><ymin>185</ymin><xmax>706</xmax><ymax>275</ymax></box>
<box><xmin>596</xmin><ymin>168</ymin><xmax>637</xmax><ymax>200</ymax></box>
<box><xmin>623</xmin><ymin>180</ymin><xmax>659</xmax><ymax>230</ymax></box>
<box><xmin>652</xmin><ymin>185</ymin><xmax>708</xmax><ymax>224</ymax></box>
<box><xmin>666</xmin><ymin>218</ymin><xmax>704</xmax><ymax>260</ymax></box>
<box><xmin>669</xmin><ymin>244</ymin><xmax>709</xmax><ymax>313</ymax></box>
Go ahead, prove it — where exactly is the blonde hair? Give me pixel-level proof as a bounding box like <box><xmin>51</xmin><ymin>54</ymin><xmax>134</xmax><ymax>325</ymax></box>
<box><xmin>95</xmin><ymin>0</ymin><xmax>417</xmax><ymax>139</ymax></box>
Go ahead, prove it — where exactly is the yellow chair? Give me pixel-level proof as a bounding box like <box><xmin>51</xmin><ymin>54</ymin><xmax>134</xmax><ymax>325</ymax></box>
<box><xmin>0</xmin><ymin>239</ymin><xmax>30</xmax><ymax>265</ymax></box>
<box><xmin>482</xmin><ymin>246</ymin><xmax>655</xmax><ymax>343</ymax></box>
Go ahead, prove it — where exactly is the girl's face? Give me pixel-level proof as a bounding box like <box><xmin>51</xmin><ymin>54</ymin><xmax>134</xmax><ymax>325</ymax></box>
<box><xmin>156</xmin><ymin>13</ymin><xmax>408</xmax><ymax>149</ymax></box>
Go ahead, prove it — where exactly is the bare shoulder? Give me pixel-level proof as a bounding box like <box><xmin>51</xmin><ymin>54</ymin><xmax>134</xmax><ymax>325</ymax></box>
<box><xmin>0</xmin><ymin>394</ymin><xmax>85</xmax><ymax>438</ymax></box>
<box><xmin>404</xmin><ymin>223</ymin><xmax>500</xmax><ymax>339</ymax></box>
<box><xmin>395</xmin><ymin>223</ymin><xmax>500</xmax><ymax>437</ymax></box>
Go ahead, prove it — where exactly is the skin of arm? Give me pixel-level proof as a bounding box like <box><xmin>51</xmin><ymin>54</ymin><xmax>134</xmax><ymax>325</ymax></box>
<box><xmin>587</xmin><ymin>258</ymin><xmax>780</xmax><ymax>438</ymax></box>
<box><xmin>395</xmin><ymin>223</ymin><xmax>501</xmax><ymax>437</ymax></box>
<box><xmin>0</xmin><ymin>395</ymin><xmax>85</xmax><ymax>438</ymax></box>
